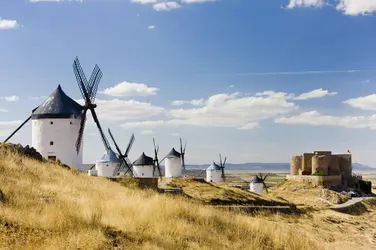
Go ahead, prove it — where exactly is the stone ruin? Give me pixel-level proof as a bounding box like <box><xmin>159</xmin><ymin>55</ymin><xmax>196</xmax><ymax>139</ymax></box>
<box><xmin>288</xmin><ymin>151</ymin><xmax>353</xmax><ymax>187</ymax></box>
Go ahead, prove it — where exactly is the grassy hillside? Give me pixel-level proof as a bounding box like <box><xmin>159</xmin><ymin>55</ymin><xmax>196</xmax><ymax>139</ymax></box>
<box><xmin>1</xmin><ymin>145</ymin><xmax>376</xmax><ymax>249</ymax></box>
<box><xmin>0</xmin><ymin>146</ymin><xmax>316</xmax><ymax>250</ymax></box>
<box><xmin>166</xmin><ymin>178</ymin><xmax>290</xmax><ymax>206</ymax></box>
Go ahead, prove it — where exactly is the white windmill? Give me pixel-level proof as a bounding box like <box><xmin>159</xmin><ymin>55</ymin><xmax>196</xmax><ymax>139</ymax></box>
<box><xmin>164</xmin><ymin>148</ymin><xmax>182</xmax><ymax>178</ymax></box>
<box><xmin>3</xmin><ymin>84</ymin><xmax>85</xmax><ymax>170</ymax></box>
<box><xmin>132</xmin><ymin>153</ymin><xmax>154</xmax><ymax>178</ymax></box>
<box><xmin>250</xmin><ymin>173</ymin><xmax>269</xmax><ymax>195</ymax></box>
<box><xmin>206</xmin><ymin>162</ymin><xmax>222</xmax><ymax>183</ymax></box>
<box><xmin>206</xmin><ymin>154</ymin><xmax>227</xmax><ymax>183</ymax></box>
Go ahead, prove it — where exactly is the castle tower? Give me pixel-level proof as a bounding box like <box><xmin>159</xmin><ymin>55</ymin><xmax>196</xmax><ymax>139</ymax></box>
<box><xmin>31</xmin><ymin>85</ymin><xmax>83</xmax><ymax>170</ymax></box>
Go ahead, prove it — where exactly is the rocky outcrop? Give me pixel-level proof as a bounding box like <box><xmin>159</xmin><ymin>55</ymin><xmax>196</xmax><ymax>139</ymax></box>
<box><xmin>0</xmin><ymin>143</ymin><xmax>44</xmax><ymax>162</ymax></box>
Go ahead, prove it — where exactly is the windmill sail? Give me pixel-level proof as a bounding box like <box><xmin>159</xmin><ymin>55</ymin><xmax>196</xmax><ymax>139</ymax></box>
<box><xmin>73</xmin><ymin>57</ymin><xmax>110</xmax><ymax>154</ymax></box>
<box><xmin>107</xmin><ymin>128</ymin><xmax>134</xmax><ymax>177</ymax></box>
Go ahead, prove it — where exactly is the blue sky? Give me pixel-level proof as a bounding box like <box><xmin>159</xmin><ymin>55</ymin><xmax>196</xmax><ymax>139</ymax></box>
<box><xmin>1</xmin><ymin>0</ymin><xmax>376</xmax><ymax>166</ymax></box>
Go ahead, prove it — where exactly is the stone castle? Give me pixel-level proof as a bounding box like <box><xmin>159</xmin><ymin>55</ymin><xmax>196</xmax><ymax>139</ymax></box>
<box><xmin>287</xmin><ymin>151</ymin><xmax>353</xmax><ymax>187</ymax></box>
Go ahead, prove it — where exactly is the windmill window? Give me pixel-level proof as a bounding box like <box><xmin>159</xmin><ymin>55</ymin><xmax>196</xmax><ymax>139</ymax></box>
<box><xmin>50</xmin><ymin>121</ymin><xmax>53</xmax><ymax>125</ymax></box>
<box><xmin>106</xmin><ymin>164</ymin><xmax>109</xmax><ymax>167</ymax></box>
<box><xmin>50</xmin><ymin>141</ymin><xmax>54</xmax><ymax>146</ymax></box>
<box><xmin>70</xmin><ymin>122</ymin><xmax>73</xmax><ymax>125</ymax></box>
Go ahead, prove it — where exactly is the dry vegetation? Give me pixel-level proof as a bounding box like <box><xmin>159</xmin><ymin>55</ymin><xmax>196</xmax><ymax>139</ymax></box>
<box><xmin>166</xmin><ymin>178</ymin><xmax>289</xmax><ymax>206</ymax></box>
<box><xmin>1</xmin><ymin>147</ymin><xmax>376</xmax><ymax>249</ymax></box>
<box><xmin>267</xmin><ymin>180</ymin><xmax>351</xmax><ymax>209</ymax></box>
<box><xmin>0</xmin><ymin>147</ymin><xmax>316</xmax><ymax>250</ymax></box>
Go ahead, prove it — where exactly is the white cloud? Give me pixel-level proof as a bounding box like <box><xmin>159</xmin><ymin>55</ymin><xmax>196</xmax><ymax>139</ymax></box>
<box><xmin>76</xmin><ymin>99</ymin><xmax>165</xmax><ymax>121</ymax></box>
<box><xmin>141</xmin><ymin>130</ymin><xmax>155</xmax><ymax>135</ymax></box>
<box><xmin>148</xmin><ymin>25</ymin><xmax>156</xmax><ymax>29</ymax></box>
<box><xmin>286</xmin><ymin>0</ymin><xmax>325</xmax><ymax>8</ymax></box>
<box><xmin>29</xmin><ymin>0</ymin><xmax>83</xmax><ymax>2</ymax></box>
<box><xmin>181</xmin><ymin>0</ymin><xmax>215</xmax><ymax>3</ymax></box>
<box><xmin>171</xmin><ymin>99</ymin><xmax>204</xmax><ymax>106</ymax></box>
<box><xmin>0</xmin><ymin>129</ymin><xmax>12</xmax><ymax>137</ymax></box>
<box><xmin>170</xmin><ymin>132</ymin><xmax>179</xmax><ymax>136</ymax></box>
<box><xmin>153</xmin><ymin>2</ymin><xmax>181</xmax><ymax>11</ymax></box>
<box><xmin>28</xmin><ymin>96</ymin><xmax>47</xmax><ymax>101</ymax></box>
<box><xmin>1</xmin><ymin>95</ymin><xmax>19</xmax><ymax>102</ymax></box>
<box><xmin>0</xmin><ymin>18</ymin><xmax>20</xmax><ymax>30</ymax></box>
<box><xmin>121</xmin><ymin>91</ymin><xmax>298</xmax><ymax>130</ymax></box>
<box><xmin>131</xmin><ymin>0</ymin><xmax>157</xmax><ymax>3</ymax></box>
<box><xmin>229</xmin><ymin>85</ymin><xmax>235</xmax><ymax>88</ymax></box>
<box><xmin>336</xmin><ymin>0</ymin><xmax>376</xmax><ymax>15</ymax></box>
<box><xmin>293</xmin><ymin>88</ymin><xmax>337</xmax><ymax>100</ymax></box>
<box><xmin>0</xmin><ymin>120</ymin><xmax>26</xmax><ymax>138</ymax></box>
<box><xmin>100</xmin><ymin>82</ymin><xmax>159</xmax><ymax>97</ymax></box>
<box><xmin>344</xmin><ymin>94</ymin><xmax>376</xmax><ymax>111</ymax></box>
<box><xmin>0</xmin><ymin>120</ymin><xmax>24</xmax><ymax>126</ymax></box>
<box><xmin>275</xmin><ymin>110</ymin><xmax>376</xmax><ymax>130</ymax></box>
<box><xmin>131</xmin><ymin>0</ymin><xmax>215</xmax><ymax>11</ymax></box>
<box><xmin>0</xmin><ymin>109</ymin><xmax>7</xmax><ymax>113</ymax></box>
<box><xmin>286</xmin><ymin>0</ymin><xmax>376</xmax><ymax>15</ymax></box>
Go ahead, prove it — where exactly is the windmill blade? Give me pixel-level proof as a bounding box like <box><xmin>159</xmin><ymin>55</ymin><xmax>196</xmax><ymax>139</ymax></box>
<box><xmin>262</xmin><ymin>180</ymin><xmax>269</xmax><ymax>193</ymax></box>
<box><xmin>124</xmin><ymin>133</ymin><xmax>135</xmax><ymax>157</ymax></box>
<box><xmin>183</xmin><ymin>141</ymin><xmax>187</xmax><ymax>153</ymax></box>
<box><xmin>180</xmin><ymin>137</ymin><xmax>183</xmax><ymax>153</ymax></box>
<box><xmin>153</xmin><ymin>138</ymin><xmax>157</xmax><ymax>153</ymax></box>
<box><xmin>88</xmin><ymin>65</ymin><xmax>102</xmax><ymax>102</ymax></box>
<box><xmin>223</xmin><ymin>157</ymin><xmax>227</xmax><ymax>168</ymax></box>
<box><xmin>181</xmin><ymin>155</ymin><xmax>186</xmax><ymax>170</ymax></box>
<box><xmin>219</xmin><ymin>154</ymin><xmax>223</xmax><ymax>167</ymax></box>
<box><xmin>156</xmin><ymin>161</ymin><xmax>162</xmax><ymax>180</ymax></box>
<box><xmin>123</xmin><ymin>157</ymin><xmax>134</xmax><ymax>177</ymax></box>
<box><xmin>259</xmin><ymin>173</ymin><xmax>263</xmax><ymax>180</ymax></box>
<box><xmin>88</xmin><ymin>107</ymin><xmax>111</xmax><ymax>150</ymax></box>
<box><xmin>108</xmin><ymin>128</ymin><xmax>123</xmax><ymax>157</ymax></box>
<box><xmin>75</xmin><ymin>109</ymin><xmax>87</xmax><ymax>154</ymax></box>
<box><xmin>3</xmin><ymin>115</ymin><xmax>32</xmax><ymax>143</ymax></box>
<box><xmin>73</xmin><ymin>57</ymin><xmax>90</xmax><ymax>101</ymax></box>
<box><xmin>158</xmin><ymin>156</ymin><xmax>166</xmax><ymax>165</ymax></box>
<box><xmin>263</xmin><ymin>173</ymin><xmax>270</xmax><ymax>181</ymax></box>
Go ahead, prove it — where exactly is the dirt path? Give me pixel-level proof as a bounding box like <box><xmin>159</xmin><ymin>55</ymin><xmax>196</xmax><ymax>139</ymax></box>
<box><xmin>330</xmin><ymin>197</ymin><xmax>374</xmax><ymax>209</ymax></box>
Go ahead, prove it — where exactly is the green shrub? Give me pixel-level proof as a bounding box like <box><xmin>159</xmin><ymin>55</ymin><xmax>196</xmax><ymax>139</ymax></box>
<box><xmin>312</xmin><ymin>170</ymin><xmax>326</xmax><ymax>176</ymax></box>
<box><xmin>359</xmin><ymin>180</ymin><xmax>372</xmax><ymax>194</ymax></box>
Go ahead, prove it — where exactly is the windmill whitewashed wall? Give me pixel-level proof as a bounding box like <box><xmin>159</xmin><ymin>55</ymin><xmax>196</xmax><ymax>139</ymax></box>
<box><xmin>31</xmin><ymin>85</ymin><xmax>84</xmax><ymax>170</ymax></box>
<box><xmin>165</xmin><ymin>148</ymin><xmax>182</xmax><ymax>178</ymax></box>
<box><xmin>250</xmin><ymin>176</ymin><xmax>264</xmax><ymax>195</ymax></box>
<box><xmin>133</xmin><ymin>153</ymin><xmax>154</xmax><ymax>178</ymax></box>
<box><xmin>206</xmin><ymin>162</ymin><xmax>222</xmax><ymax>183</ymax></box>
<box><xmin>95</xmin><ymin>149</ymin><xmax>121</xmax><ymax>177</ymax></box>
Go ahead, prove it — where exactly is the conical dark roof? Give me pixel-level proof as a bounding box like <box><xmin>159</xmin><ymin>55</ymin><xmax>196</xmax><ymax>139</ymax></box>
<box><xmin>207</xmin><ymin>162</ymin><xmax>221</xmax><ymax>171</ymax></box>
<box><xmin>166</xmin><ymin>147</ymin><xmax>181</xmax><ymax>158</ymax></box>
<box><xmin>32</xmin><ymin>85</ymin><xmax>83</xmax><ymax>119</ymax></box>
<box><xmin>251</xmin><ymin>176</ymin><xmax>263</xmax><ymax>184</ymax></box>
<box><xmin>98</xmin><ymin>148</ymin><xmax>120</xmax><ymax>163</ymax></box>
<box><xmin>133</xmin><ymin>152</ymin><xmax>154</xmax><ymax>166</ymax></box>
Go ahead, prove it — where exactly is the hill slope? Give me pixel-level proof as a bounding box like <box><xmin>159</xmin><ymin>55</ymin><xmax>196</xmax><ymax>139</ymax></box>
<box><xmin>185</xmin><ymin>162</ymin><xmax>376</xmax><ymax>172</ymax></box>
<box><xmin>0</xmin><ymin>146</ymin><xmax>315</xmax><ymax>250</ymax></box>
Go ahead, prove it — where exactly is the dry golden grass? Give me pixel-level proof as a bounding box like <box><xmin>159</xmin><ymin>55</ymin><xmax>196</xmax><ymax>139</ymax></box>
<box><xmin>167</xmin><ymin>178</ymin><xmax>289</xmax><ymax>206</ymax></box>
<box><xmin>0</xmin><ymin>149</ymin><xmax>318</xmax><ymax>250</ymax></box>
<box><xmin>267</xmin><ymin>180</ymin><xmax>350</xmax><ymax>209</ymax></box>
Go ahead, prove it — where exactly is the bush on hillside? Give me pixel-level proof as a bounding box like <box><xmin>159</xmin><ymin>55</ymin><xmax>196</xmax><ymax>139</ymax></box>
<box><xmin>0</xmin><ymin>143</ymin><xmax>44</xmax><ymax>162</ymax></box>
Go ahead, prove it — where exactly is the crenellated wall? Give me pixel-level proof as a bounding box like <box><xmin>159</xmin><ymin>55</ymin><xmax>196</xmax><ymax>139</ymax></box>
<box><xmin>289</xmin><ymin>151</ymin><xmax>353</xmax><ymax>187</ymax></box>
